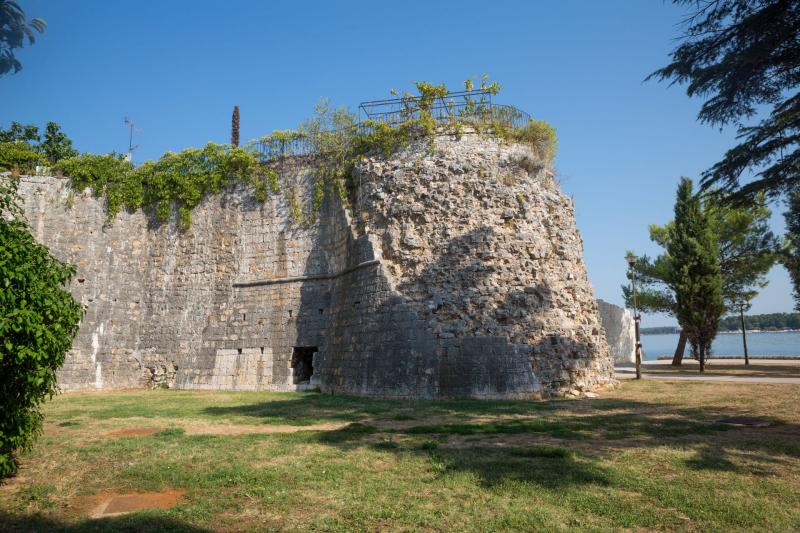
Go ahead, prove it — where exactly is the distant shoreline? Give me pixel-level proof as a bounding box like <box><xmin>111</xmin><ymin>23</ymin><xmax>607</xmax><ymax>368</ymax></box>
<box><xmin>656</xmin><ymin>355</ymin><xmax>800</xmax><ymax>360</ymax></box>
<box><xmin>642</xmin><ymin>329</ymin><xmax>800</xmax><ymax>335</ymax></box>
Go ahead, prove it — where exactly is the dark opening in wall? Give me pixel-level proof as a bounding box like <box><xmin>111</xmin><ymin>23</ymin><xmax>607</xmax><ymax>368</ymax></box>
<box><xmin>291</xmin><ymin>346</ymin><xmax>317</xmax><ymax>384</ymax></box>
<box><xmin>318</xmin><ymin>308</ymin><xmax>324</xmax><ymax>315</ymax></box>
<box><xmin>237</xmin><ymin>348</ymin><xmax>242</xmax><ymax>355</ymax></box>
<box><xmin>242</xmin><ymin>313</ymin><xmax>246</xmax><ymax>322</ymax></box>
<box><xmin>288</xmin><ymin>310</ymin><xmax>293</xmax><ymax>318</ymax></box>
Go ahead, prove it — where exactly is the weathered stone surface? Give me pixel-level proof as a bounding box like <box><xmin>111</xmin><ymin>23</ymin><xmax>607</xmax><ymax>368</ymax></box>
<box><xmin>18</xmin><ymin>133</ymin><xmax>614</xmax><ymax>398</ymax></box>
<box><xmin>596</xmin><ymin>299</ymin><xmax>636</xmax><ymax>364</ymax></box>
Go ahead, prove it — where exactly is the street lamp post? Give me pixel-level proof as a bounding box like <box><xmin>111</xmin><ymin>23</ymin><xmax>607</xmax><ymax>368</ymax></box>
<box><xmin>737</xmin><ymin>300</ymin><xmax>750</xmax><ymax>366</ymax></box>
<box><xmin>625</xmin><ymin>253</ymin><xmax>643</xmax><ymax>379</ymax></box>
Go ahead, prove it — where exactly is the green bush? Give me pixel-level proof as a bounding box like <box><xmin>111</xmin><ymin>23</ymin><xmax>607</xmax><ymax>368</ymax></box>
<box><xmin>515</xmin><ymin>119</ymin><xmax>557</xmax><ymax>163</ymax></box>
<box><xmin>0</xmin><ymin>177</ymin><xmax>83</xmax><ymax>477</ymax></box>
<box><xmin>0</xmin><ymin>141</ymin><xmax>45</xmax><ymax>174</ymax></box>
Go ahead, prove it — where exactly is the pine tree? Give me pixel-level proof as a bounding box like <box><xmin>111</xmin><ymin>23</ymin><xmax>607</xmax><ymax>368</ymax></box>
<box><xmin>0</xmin><ymin>1</ymin><xmax>46</xmax><ymax>77</ymax></box>
<box><xmin>231</xmin><ymin>106</ymin><xmax>240</xmax><ymax>147</ymax></box>
<box><xmin>623</xmin><ymin>189</ymin><xmax>777</xmax><ymax>365</ymax></box>
<box><xmin>668</xmin><ymin>178</ymin><xmax>725</xmax><ymax>372</ymax></box>
<box><xmin>784</xmin><ymin>192</ymin><xmax>800</xmax><ymax>312</ymax></box>
<box><xmin>649</xmin><ymin>0</ymin><xmax>800</xmax><ymax>203</ymax></box>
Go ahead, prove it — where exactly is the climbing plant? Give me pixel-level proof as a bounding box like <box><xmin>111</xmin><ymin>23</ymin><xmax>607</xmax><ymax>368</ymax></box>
<box><xmin>54</xmin><ymin>78</ymin><xmax>557</xmax><ymax>226</ymax></box>
<box><xmin>55</xmin><ymin>144</ymin><xmax>262</xmax><ymax>227</ymax></box>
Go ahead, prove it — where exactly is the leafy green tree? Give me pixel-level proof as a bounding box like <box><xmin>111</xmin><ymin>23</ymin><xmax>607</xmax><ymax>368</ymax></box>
<box><xmin>0</xmin><ymin>121</ymin><xmax>39</xmax><ymax>142</ymax></box>
<box><xmin>39</xmin><ymin>122</ymin><xmax>77</xmax><ymax>164</ymax></box>
<box><xmin>669</xmin><ymin>178</ymin><xmax>725</xmax><ymax>372</ymax></box>
<box><xmin>709</xmin><ymin>194</ymin><xmax>779</xmax><ymax>306</ymax></box>
<box><xmin>625</xmin><ymin>187</ymin><xmax>777</xmax><ymax>363</ymax></box>
<box><xmin>784</xmin><ymin>191</ymin><xmax>800</xmax><ymax>311</ymax></box>
<box><xmin>649</xmin><ymin>0</ymin><xmax>799</xmax><ymax>203</ymax></box>
<box><xmin>0</xmin><ymin>0</ymin><xmax>46</xmax><ymax>77</ymax></box>
<box><xmin>0</xmin><ymin>176</ymin><xmax>82</xmax><ymax>477</ymax></box>
<box><xmin>0</xmin><ymin>121</ymin><xmax>77</xmax><ymax>170</ymax></box>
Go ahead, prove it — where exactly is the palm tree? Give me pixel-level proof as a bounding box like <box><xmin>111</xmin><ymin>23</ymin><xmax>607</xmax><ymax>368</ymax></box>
<box><xmin>1</xmin><ymin>0</ymin><xmax>46</xmax><ymax>77</ymax></box>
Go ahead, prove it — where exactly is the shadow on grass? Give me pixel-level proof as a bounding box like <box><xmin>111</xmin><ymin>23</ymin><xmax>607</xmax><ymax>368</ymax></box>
<box><xmin>197</xmin><ymin>391</ymin><xmax>800</xmax><ymax>488</ymax></box>
<box><xmin>685</xmin><ymin>444</ymin><xmax>741</xmax><ymax>472</ymax></box>
<box><xmin>0</xmin><ymin>511</ymin><xmax>210</xmax><ymax>533</ymax></box>
<box><xmin>202</xmin><ymin>393</ymin><xmax>556</xmax><ymax>424</ymax></box>
<box><xmin>432</xmin><ymin>446</ymin><xmax>611</xmax><ymax>489</ymax></box>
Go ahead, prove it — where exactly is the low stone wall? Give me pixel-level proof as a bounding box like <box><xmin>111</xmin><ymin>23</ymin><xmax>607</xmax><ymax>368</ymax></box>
<box><xmin>19</xmin><ymin>133</ymin><xmax>614</xmax><ymax>398</ymax></box>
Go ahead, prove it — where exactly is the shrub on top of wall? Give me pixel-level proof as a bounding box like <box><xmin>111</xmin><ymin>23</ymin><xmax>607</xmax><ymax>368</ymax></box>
<box><xmin>0</xmin><ymin>141</ymin><xmax>45</xmax><ymax>175</ymax></box>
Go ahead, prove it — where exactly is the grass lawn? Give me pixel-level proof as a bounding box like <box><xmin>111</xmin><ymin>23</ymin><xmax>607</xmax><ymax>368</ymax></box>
<box><xmin>640</xmin><ymin>361</ymin><xmax>800</xmax><ymax>377</ymax></box>
<box><xmin>1</xmin><ymin>381</ymin><xmax>799</xmax><ymax>532</ymax></box>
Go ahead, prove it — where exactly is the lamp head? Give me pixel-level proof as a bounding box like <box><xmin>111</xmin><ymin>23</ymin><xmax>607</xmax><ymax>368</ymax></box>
<box><xmin>625</xmin><ymin>253</ymin><xmax>638</xmax><ymax>268</ymax></box>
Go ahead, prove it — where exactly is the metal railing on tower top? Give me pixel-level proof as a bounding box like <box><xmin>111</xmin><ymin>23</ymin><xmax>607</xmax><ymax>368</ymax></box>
<box><xmin>250</xmin><ymin>89</ymin><xmax>533</xmax><ymax>161</ymax></box>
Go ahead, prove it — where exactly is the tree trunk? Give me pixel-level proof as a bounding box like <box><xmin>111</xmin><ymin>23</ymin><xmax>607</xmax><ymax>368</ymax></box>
<box><xmin>699</xmin><ymin>346</ymin><xmax>705</xmax><ymax>373</ymax></box>
<box><xmin>671</xmin><ymin>330</ymin><xmax>687</xmax><ymax>366</ymax></box>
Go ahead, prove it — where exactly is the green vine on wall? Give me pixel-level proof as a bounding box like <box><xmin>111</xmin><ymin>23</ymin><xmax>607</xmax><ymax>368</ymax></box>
<box><xmin>55</xmin><ymin>144</ymin><xmax>263</xmax><ymax>227</ymax></box>
<box><xmin>52</xmin><ymin>77</ymin><xmax>557</xmax><ymax>227</ymax></box>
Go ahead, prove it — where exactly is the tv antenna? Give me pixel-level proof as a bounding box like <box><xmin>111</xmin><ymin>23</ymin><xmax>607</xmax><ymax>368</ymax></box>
<box><xmin>123</xmin><ymin>117</ymin><xmax>142</xmax><ymax>162</ymax></box>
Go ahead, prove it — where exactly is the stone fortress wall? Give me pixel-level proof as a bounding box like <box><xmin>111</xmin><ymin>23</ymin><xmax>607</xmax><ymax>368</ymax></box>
<box><xmin>596</xmin><ymin>299</ymin><xmax>636</xmax><ymax>364</ymax></box>
<box><xmin>19</xmin><ymin>133</ymin><xmax>615</xmax><ymax>399</ymax></box>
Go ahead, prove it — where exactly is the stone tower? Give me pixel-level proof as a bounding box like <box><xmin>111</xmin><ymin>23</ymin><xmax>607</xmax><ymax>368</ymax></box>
<box><xmin>19</xmin><ymin>132</ymin><xmax>614</xmax><ymax>398</ymax></box>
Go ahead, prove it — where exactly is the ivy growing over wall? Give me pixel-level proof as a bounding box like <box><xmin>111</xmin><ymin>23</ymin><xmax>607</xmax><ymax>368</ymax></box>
<box><xmin>52</xmin><ymin>77</ymin><xmax>557</xmax><ymax>227</ymax></box>
<box><xmin>55</xmin><ymin>144</ymin><xmax>264</xmax><ymax>227</ymax></box>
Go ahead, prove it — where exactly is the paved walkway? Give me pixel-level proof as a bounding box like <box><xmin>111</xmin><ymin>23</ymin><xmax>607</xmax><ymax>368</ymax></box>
<box><xmin>615</xmin><ymin>359</ymin><xmax>800</xmax><ymax>384</ymax></box>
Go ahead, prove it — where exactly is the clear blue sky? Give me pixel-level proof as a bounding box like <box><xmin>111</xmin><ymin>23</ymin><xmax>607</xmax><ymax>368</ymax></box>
<box><xmin>3</xmin><ymin>0</ymin><xmax>794</xmax><ymax>325</ymax></box>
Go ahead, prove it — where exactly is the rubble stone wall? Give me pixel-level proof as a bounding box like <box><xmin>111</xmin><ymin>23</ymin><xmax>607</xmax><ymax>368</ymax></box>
<box><xmin>19</xmin><ymin>133</ymin><xmax>614</xmax><ymax>398</ymax></box>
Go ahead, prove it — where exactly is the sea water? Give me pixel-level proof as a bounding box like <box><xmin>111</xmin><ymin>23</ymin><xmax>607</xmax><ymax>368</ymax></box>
<box><xmin>640</xmin><ymin>331</ymin><xmax>800</xmax><ymax>360</ymax></box>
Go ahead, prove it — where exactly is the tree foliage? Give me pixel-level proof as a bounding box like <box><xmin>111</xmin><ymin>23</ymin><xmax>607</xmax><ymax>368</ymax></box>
<box><xmin>669</xmin><ymin>178</ymin><xmax>726</xmax><ymax>371</ymax></box>
<box><xmin>624</xmin><ymin>186</ymin><xmax>777</xmax><ymax>315</ymax></box>
<box><xmin>649</xmin><ymin>0</ymin><xmax>800</xmax><ymax>203</ymax></box>
<box><xmin>719</xmin><ymin>311</ymin><xmax>800</xmax><ymax>331</ymax></box>
<box><xmin>0</xmin><ymin>0</ymin><xmax>45</xmax><ymax>77</ymax></box>
<box><xmin>0</xmin><ymin>176</ymin><xmax>82</xmax><ymax>477</ymax></box>
<box><xmin>0</xmin><ymin>121</ymin><xmax>77</xmax><ymax>172</ymax></box>
<box><xmin>0</xmin><ymin>140</ymin><xmax>43</xmax><ymax>173</ymax></box>
<box><xmin>0</xmin><ymin>121</ymin><xmax>39</xmax><ymax>142</ymax></box>
<box><xmin>39</xmin><ymin>122</ymin><xmax>77</xmax><ymax>164</ymax></box>
<box><xmin>784</xmin><ymin>191</ymin><xmax>800</xmax><ymax>311</ymax></box>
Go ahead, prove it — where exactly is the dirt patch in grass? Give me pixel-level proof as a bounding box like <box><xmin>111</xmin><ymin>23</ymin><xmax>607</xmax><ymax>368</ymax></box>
<box><xmin>107</xmin><ymin>427</ymin><xmax>165</xmax><ymax>437</ymax></box>
<box><xmin>180</xmin><ymin>421</ymin><xmax>348</xmax><ymax>436</ymax></box>
<box><xmin>84</xmin><ymin>489</ymin><xmax>186</xmax><ymax>518</ymax></box>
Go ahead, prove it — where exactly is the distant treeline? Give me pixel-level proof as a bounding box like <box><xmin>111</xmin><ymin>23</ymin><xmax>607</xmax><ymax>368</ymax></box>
<box><xmin>641</xmin><ymin>313</ymin><xmax>800</xmax><ymax>335</ymax></box>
